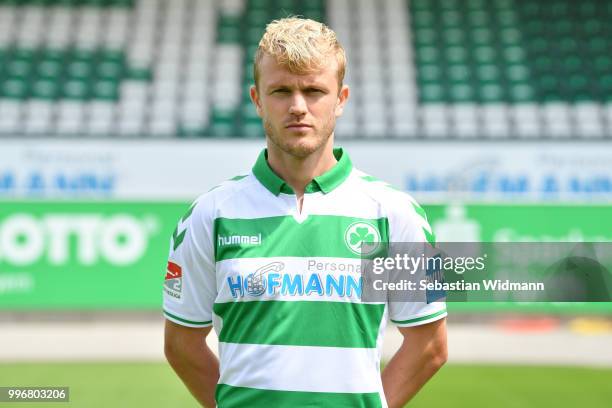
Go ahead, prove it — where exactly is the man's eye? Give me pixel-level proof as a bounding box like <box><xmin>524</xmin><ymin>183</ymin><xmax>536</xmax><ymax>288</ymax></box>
<box><xmin>306</xmin><ymin>89</ymin><xmax>323</xmax><ymax>93</ymax></box>
<box><xmin>273</xmin><ymin>89</ymin><xmax>290</xmax><ymax>94</ymax></box>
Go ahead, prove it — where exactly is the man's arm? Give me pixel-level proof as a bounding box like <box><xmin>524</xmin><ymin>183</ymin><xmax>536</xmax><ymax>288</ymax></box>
<box><xmin>164</xmin><ymin>320</ymin><xmax>219</xmax><ymax>408</ymax></box>
<box><xmin>382</xmin><ymin>317</ymin><xmax>448</xmax><ymax>408</ymax></box>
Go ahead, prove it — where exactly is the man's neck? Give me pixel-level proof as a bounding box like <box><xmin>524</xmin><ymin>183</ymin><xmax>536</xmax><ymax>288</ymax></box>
<box><xmin>266</xmin><ymin>137</ymin><xmax>337</xmax><ymax>198</ymax></box>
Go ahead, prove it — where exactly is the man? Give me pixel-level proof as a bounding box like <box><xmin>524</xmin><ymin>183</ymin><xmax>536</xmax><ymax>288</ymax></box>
<box><xmin>164</xmin><ymin>17</ymin><xmax>447</xmax><ymax>408</ymax></box>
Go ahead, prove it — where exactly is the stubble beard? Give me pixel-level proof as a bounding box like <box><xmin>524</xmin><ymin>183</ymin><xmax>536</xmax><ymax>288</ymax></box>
<box><xmin>263</xmin><ymin>114</ymin><xmax>336</xmax><ymax>159</ymax></box>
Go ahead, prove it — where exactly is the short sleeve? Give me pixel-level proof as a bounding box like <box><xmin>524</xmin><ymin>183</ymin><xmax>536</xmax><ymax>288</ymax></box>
<box><xmin>386</xmin><ymin>195</ymin><xmax>447</xmax><ymax>327</ymax></box>
<box><xmin>163</xmin><ymin>198</ymin><xmax>216</xmax><ymax>327</ymax></box>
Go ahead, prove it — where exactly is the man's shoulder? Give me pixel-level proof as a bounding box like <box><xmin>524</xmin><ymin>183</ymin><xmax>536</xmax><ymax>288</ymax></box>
<box><xmin>190</xmin><ymin>173</ymin><xmax>258</xmax><ymax>216</ymax></box>
<box><xmin>350</xmin><ymin>168</ymin><xmax>429</xmax><ymax>224</ymax></box>
<box><xmin>205</xmin><ymin>173</ymin><xmax>254</xmax><ymax>196</ymax></box>
<box><xmin>350</xmin><ymin>168</ymin><xmax>418</xmax><ymax>206</ymax></box>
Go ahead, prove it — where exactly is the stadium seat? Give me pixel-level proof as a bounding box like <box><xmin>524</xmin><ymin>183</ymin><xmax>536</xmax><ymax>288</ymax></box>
<box><xmin>451</xmin><ymin>104</ymin><xmax>480</xmax><ymax>138</ymax></box>
<box><xmin>0</xmin><ymin>0</ymin><xmax>609</xmax><ymax>139</ymax></box>
<box><xmin>23</xmin><ymin>100</ymin><xmax>53</xmax><ymax>135</ymax></box>
<box><xmin>0</xmin><ymin>100</ymin><xmax>22</xmax><ymax>133</ymax></box>
<box><xmin>407</xmin><ymin>0</ymin><xmax>610</xmax><ymax>139</ymax></box>
<box><xmin>421</xmin><ymin>104</ymin><xmax>450</xmax><ymax>138</ymax></box>
<box><xmin>87</xmin><ymin>101</ymin><xmax>116</xmax><ymax>136</ymax></box>
<box><xmin>481</xmin><ymin>104</ymin><xmax>510</xmax><ymax>138</ymax></box>
<box><xmin>55</xmin><ymin>101</ymin><xmax>85</xmax><ymax>135</ymax></box>
<box><xmin>542</xmin><ymin>103</ymin><xmax>572</xmax><ymax>138</ymax></box>
<box><xmin>574</xmin><ymin>103</ymin><xmax>604</xmax><ymax>138</ymax></box>
<box><xmin>511</xmin><ymin>104</ymin><xmax>541</xmax><ymax>138</ymax></box>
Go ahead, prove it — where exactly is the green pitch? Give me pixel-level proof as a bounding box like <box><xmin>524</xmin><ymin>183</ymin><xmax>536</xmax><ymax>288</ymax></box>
<box><xmin>0</xmin><ymin>363</ymin><xmax>610</xmax><ymax>407</ymax></box>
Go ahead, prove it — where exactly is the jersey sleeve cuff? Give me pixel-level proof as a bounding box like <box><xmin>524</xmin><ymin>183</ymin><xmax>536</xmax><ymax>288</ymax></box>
<box><xmin>390</xmin><ymin>308</ymin><xmax>447</xmax><ymax>327</ymax></box>
<box><xmin>163</xmin><ymin>309</ymin><xmax>213</xmax><ymax>328</ymax></box>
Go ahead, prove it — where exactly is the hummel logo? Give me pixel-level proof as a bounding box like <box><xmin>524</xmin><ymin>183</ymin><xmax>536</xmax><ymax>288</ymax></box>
<box><xmin>218</xmin><ymin>233</ymin><xmax>262</xmax><ymax>247</ymax></box>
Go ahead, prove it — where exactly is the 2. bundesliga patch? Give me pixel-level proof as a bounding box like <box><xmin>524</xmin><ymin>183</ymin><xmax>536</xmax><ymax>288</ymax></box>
<box><xmin>164</xmin><ymin>261</ymin><xmax>183</xmax><ymax>301</ymax></box>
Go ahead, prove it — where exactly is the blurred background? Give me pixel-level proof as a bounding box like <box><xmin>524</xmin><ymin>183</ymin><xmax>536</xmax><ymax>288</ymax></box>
<box><xmin>0</xmin><ymin>0</ymin><xmax>611</xmax><ymax>406</ymax></box>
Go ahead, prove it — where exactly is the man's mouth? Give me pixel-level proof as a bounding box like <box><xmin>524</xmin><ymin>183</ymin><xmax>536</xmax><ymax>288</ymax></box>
<box><xmin>286</xmin><ymin>124</ymin><xmax>313</xmax><ymax>130</ymax></box>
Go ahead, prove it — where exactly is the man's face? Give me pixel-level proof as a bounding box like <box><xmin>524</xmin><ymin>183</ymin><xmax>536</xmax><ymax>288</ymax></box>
<box><xmin>251</xmin><ymin>54</ymin><xmax>349</xmax><ymax>159</ymax></box>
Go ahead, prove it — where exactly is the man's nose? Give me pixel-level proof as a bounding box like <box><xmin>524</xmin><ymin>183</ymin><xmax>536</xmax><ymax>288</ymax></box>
<box><xmin>288</xmin><ymin>93</ymin><xmax>307</xmax><ymax>116</ymax></box>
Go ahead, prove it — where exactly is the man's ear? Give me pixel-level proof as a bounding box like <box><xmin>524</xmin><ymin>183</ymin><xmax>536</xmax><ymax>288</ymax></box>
<box><xmin>250</xmin><ymin>85</ymin><xmax>263</xmax><ymax>117</ymax></box>
<box><xmin>335</xmin><ymin>84</ymin><xmax>350</xmax><ymax>118</ymax></box>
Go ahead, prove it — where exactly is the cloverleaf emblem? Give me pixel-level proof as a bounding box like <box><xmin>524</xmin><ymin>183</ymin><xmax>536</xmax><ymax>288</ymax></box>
<box><xmin>345</xmin><ymin>222</ymin><xmax>381</xmax><ymax>255</ymax></box>
<box><xmin>350</xmin><ymin>227</ymin><xmax>374</xmax><ymax>248</ymax></box>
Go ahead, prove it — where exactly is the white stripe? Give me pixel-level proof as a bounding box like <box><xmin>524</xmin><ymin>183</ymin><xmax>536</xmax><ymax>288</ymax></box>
<box><xmin>218</xmin><ymin>342</ymin><xmax>382</xmax><ymax>393</ymax></box>
<box><xmin>389</xmin><ymin>300</ymin><xmax>447</xmax><ymax>324</ymax></box>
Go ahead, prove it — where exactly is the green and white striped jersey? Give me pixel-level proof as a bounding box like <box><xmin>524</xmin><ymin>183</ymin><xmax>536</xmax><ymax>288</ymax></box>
<box><xmin>163</xmin><ymin>148</ymin><xmax>447</xmax><ymax>408</ymax></box>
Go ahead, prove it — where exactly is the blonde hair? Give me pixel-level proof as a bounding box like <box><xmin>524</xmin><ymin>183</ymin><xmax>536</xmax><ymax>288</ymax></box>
<box><xmin>253</xmin><ymin>17</ymin><xmax>346</xmax><ymax>89</ymax></box>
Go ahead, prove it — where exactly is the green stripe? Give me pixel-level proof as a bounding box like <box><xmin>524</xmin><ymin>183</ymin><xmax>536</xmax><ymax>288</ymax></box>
<box><xmin>180</xmin><ymin>202</ymin><xmax>196</xmax><ymax>223</ymax></box>
<box><xmin>213</xmin><ymin>300</ymin><xmax>385</xmax><ymax>348</ymax></box>
<box><xmin>411</xmin><ymin>201</ymin><xmax>428</xmax><ymax>222</ymax></box>
<box><xmin>391</xmin><ymin>308</ymin><xmax>447</xmax><ymax>325</ymax></box>
<box><xmin>423</xmin><ymin>227</ymin><xmax>436</xmax><ymax>246</ymax></box>
<box><xmin>361</xmin><ymin>175</ymin><xmax>400</xmax><ymax>191</ymax></box>
<box><xmin>214</xmin><ymin>215</ymin><xmax>389</xmax><ymax>261</ymax></box>
<box><xmin>164</xmin><ymin>310</ymin><xmax>212</xmax><ymax>326</ymax></box>
<box><xmin>216</xmin><ymin>384</ymin><xmax>382</xmax><ymax>408</ymax></box>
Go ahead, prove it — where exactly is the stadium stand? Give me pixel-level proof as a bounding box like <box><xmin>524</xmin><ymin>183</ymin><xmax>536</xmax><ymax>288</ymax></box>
<box><xmin>0</xmin><ymin>0</ymin><xmax>610</xmax><ymax>139</ymax></box>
